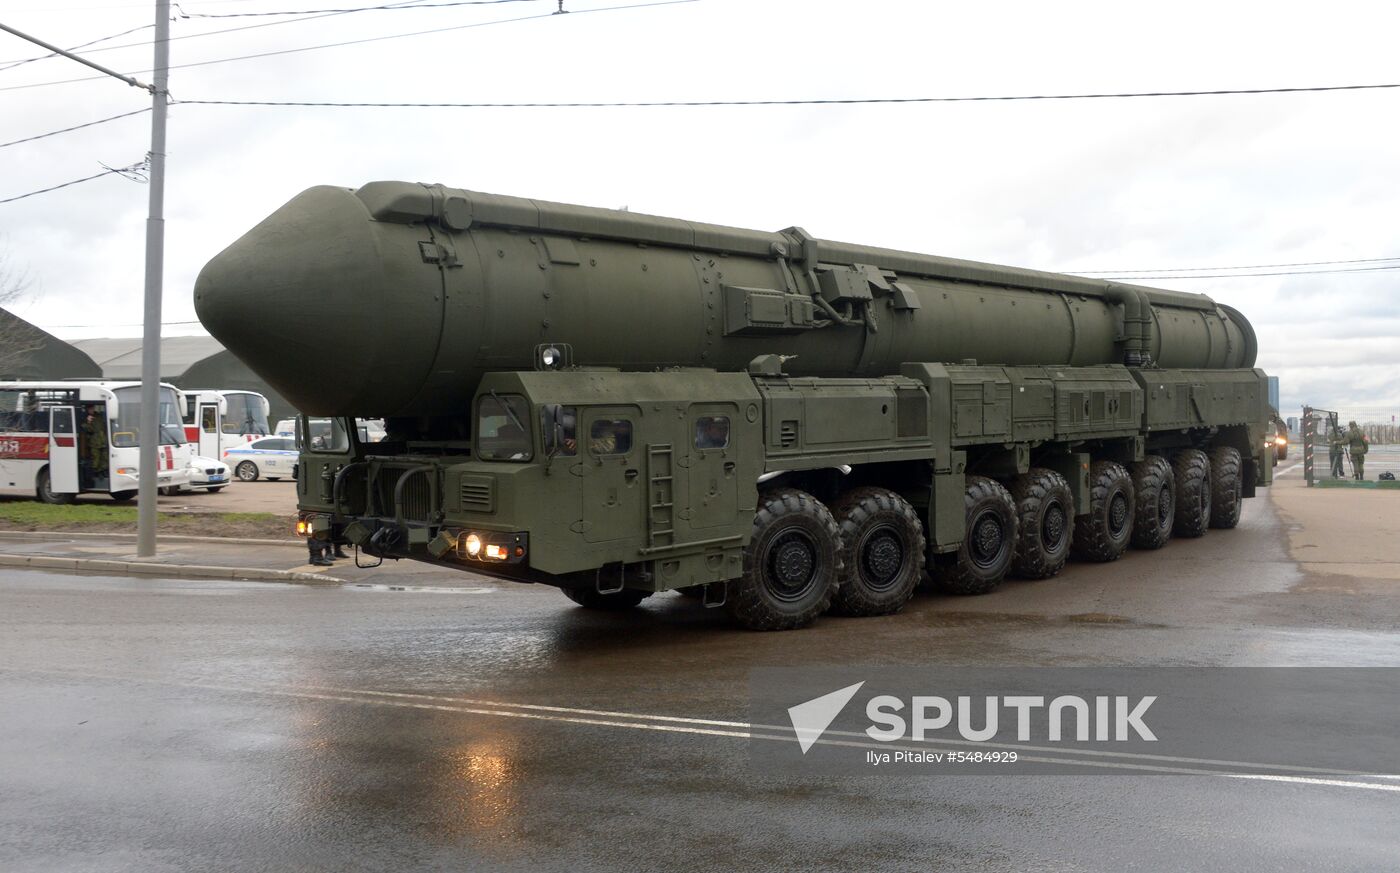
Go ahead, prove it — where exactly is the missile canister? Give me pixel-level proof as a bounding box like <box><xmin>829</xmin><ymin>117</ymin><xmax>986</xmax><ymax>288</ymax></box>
<box><xmin>194</xmin><ymin>182</ymin><xmax>1258</xmax><ymax>417</ymax></box>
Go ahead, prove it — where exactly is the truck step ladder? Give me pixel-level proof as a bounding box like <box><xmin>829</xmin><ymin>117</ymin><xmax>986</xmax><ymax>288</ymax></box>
<box><xmin>647</xmin><ymin>443</ymin><xmax>675</xmax><ymax>549</ymax></box>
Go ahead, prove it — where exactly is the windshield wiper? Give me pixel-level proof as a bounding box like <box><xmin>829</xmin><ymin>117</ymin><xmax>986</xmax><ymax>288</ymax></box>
<box><xmin>489</xmin><ymin>390</ymin><xmax>526</xmax><ymax>434</ymax></box>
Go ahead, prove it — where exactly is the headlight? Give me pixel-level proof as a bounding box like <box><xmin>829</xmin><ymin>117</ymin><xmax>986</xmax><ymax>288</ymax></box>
<box><xmin>464</xmin><ymin>533</ymin><xmax>482</xmax><ymax>557</ymax></box>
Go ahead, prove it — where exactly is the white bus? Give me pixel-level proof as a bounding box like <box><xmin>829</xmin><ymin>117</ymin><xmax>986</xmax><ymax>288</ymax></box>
<box><xmin>180</xmin><ymin>389</ymin><xmax>271</xmax><ymax>459</ymax></box>
<box><xmin>0</xmin><ymin>381</ymin><xmax>192</xmax><ymax>503</ymax></box>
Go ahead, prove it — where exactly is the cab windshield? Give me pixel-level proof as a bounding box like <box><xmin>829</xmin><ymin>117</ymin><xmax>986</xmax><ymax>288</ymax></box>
<box><xmin>111</xmin><ymin>386</ymin><xmax>186</xmax><ymax>447</ymax></box>
<box><xmin>224</xmin><ymin>393</ymin><xmax>269</xmax><ymax>436</ymax></box>
<box><xmin>477</xmin><ymin>394</ymin><xmax>532</xmax><ymax>461</ymax></box>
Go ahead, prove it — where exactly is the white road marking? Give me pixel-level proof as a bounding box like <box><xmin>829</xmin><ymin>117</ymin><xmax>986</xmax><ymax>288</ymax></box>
<box><xmin>6</xmin><ymin>666</ymin><xmax>1398</xmax><ymax>791</ymax></box>
<box><xmin>343</xmin><ymin>583</ymin><xmax>498</xmax><ymax>594</ymax></box>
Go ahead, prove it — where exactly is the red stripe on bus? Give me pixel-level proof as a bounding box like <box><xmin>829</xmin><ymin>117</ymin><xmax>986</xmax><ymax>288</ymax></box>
<box><xmin>0</xmin><ymin>435</ymin><xmax>50</xmax><ymax>460</ymax></box>
<box><xmin>53</xmin><ymin>437</ymin><xmax>75</xmax><ymax>448</ymax></box>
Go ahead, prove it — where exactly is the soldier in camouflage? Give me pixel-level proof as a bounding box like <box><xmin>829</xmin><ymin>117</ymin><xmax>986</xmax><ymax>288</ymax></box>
<box><xmin>1346</xmin><ymin>420</ymin><xmax>1368</xmax><ymax>480</ymax></box>
<box><xmin>1328</xmin><ymin>420</ymin><xmax>1346</xmax><ymax>478</ymax></box>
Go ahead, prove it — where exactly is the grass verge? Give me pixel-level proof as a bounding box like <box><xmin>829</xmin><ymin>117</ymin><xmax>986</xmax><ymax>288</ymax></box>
<box><xmin>0</xmin><ymin>500</ymin><xmax>294</xmax><ymax>539</ymax></box>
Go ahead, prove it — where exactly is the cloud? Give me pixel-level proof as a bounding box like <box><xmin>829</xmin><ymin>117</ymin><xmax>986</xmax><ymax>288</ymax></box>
<box><xmin>0</xmin><ymin>0</ymin><xmax>1396</xmax><ymax>415</ymax></box>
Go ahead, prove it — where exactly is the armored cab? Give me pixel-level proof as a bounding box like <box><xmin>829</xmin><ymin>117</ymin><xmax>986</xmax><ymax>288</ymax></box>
<box><xmin>196</xmin><ymin>184</ymin><xmax>1272</xmax><ymax>630</ymax></box>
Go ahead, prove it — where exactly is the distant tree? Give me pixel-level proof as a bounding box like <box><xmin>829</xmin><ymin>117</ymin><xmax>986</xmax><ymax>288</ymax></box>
<box><xmin>0</xmin><ymin>248</ymin><xmax>41</xmax><ymax>377</ymax></box>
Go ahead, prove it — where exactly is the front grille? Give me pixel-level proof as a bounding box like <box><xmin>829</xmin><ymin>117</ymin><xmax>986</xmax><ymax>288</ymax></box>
<box><xmin>398</xmin><ymin>473</ymin><xmax>432</xmax><ymax>522</ymax></box>
<box><xmin>371</xmin><ymin>465</ymin><xmax>434</xmax><ymax>523</ymax></box>
<box><xmin>461</xmin><ymin>475</ymin><xmax>494</xmax><ymax>513</ymax></box>
<box><xmin>205</xmin><ymin>468</ymin><xmax>220</xmax><ymax>475</ymax></box>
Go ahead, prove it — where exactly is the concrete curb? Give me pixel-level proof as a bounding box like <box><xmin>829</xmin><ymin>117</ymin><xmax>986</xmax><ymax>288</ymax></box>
<box><xmin>0</xmin><ymin>553</ymin><xmax>344</xmax><ymax>584</ymax></box>
<box><xmin>0</xmin><ymin>530</ymin><xmax>299</xmax><ymax>547</ymax></box>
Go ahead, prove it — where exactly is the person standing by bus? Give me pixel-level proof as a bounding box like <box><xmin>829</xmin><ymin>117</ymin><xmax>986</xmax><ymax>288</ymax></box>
<box><xmin>79</xmin><ymin>405</ymin><xmax>108</xmax><ymax>488</ymax></box>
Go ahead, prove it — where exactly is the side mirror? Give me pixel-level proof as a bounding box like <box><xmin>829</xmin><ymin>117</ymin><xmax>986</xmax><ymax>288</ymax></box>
<box><xmin>542</xmin><ymin>404</ymin><xmax>563</xmax><ymax>457</ymax></box>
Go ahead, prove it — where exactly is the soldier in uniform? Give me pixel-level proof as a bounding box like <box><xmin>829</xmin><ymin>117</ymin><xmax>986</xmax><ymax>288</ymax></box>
<box><xmin>1328</xmin><ymin>419</ymin><xmax>1346</xmax><ymax>478</ymax></box>
<box><xmin>1347</xmin><ymin>420</ymin><xmax>1368</xmax><ymax>480</ymax></box>
<box><xmin>79</xmin><ymin>405</ymin><xmax>108</xmax><ymax>489</ymax></box>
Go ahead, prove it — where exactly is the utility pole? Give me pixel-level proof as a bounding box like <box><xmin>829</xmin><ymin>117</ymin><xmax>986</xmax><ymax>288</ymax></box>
<box><xmin>136</xmin><ymin>0</ymin><xmax>171</xmax><ymax>558</ymax></box>
<box><xmin>0</xmin><ymin>4</ymin><xmax>170</xmax><ymax>557</ymax></box>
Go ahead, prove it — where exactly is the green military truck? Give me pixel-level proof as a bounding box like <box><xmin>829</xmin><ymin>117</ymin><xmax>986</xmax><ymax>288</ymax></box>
<box><xmin>195</xmin><ymin>183</ymin><xmax>1271</xmax><ymax>630</ymax></box>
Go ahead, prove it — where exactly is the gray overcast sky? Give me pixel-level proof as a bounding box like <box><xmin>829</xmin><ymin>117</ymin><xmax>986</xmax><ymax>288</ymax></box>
<box><xmin>1</xmin><ymin>0</ymin><xmax>1397</xmax><ymax>420</ymax></box>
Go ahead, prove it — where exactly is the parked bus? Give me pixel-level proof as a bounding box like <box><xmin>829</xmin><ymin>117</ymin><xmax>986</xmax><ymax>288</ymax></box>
<box><xmin>0</xmin><ymin>381</ymin><xmax>192</xmax><ymax>503</ymax></box>
<box><xmin>180</xmin><ymin>389</ymin><xmax>271</xmax><ymax>459</ymax></box>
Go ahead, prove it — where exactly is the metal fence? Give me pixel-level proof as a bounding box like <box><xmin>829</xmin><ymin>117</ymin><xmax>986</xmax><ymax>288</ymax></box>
<box><xmin>1300</xmin><ymin>406</ymin><xmax>1400</xmax><ymax>486</ymax></box>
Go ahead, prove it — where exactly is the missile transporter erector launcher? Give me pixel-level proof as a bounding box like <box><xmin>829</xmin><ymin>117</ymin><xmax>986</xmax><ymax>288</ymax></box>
<box><xmin>196</xmin><ymin>183</ymin><xmax>1271</xmax><ymax>630</ymax></box>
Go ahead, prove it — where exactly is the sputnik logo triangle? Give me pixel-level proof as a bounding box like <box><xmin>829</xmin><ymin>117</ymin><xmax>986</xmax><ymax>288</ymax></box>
<box><xmin>786</xmin><ymin>681</ymin><xmax>865</xmax><ymax>754</ymax></box>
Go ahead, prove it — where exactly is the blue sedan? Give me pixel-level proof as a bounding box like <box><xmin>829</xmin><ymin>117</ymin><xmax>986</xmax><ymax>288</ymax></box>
<box><xmin>222</xmin><ymin>436</ymin><xmax>298</xmax><ymax>482</ymax></box>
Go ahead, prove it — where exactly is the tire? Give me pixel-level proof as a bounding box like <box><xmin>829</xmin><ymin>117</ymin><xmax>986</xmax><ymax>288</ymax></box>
<box><xmin>36</xmin><ymin>467</ymin><xmax>76</xmax><ymax>505</ymax></box>
<box><xmin>1071</xmin><ymin>461</ymin><xmax>1134</xmax><ymax>562</ymax></box>
<box><xmin>1130</xmin><ymin>456</ymin><xmax>1175</xmax><ymax>550</ymax></box>
<box><xmin>1208</xmin><ymin>446</ymin><xmax>1243</xmax><ymax>529</ymax></box>
<box><xmin>726</xmin><ymin>488</ymin><xmax>841</xmax><ymax>631</ymax></box>
<box><xmin>159</xmin><ymin>485</ymin><xmax>176</xmax><ymax>496</ymax></box>
<box><xmin>110</xmin><ymin>490</ymin><xmax>137</xmax><ymax>503</ymax></box>
<box><xmin>828</xmin><ymin>487</ymin><xmax>926</xmax><ymax>616</ymax></box>
<box><xmin>1008</xmin><ymin>469</ymin><xmax>1074</xmax><ymax>579</ymax></box>
<box><xmin>1172</xmin><ymin>449</ymin><xmax>1212</xmax><ymax>538</ymax></box>
<box><xmin>235</xmin><ymin>461</ymin><xmax>259</xmax><ymax>482</ymax></box>
<box><xmin>562</xmin><ymin>587</ymin><xmax>651</xmax><ymax>610</ymax></box>
<box><xmin>207</xmin><ymin>487</ymin><xmax>225</xmax><ymax>494</ymax></box>
<box><xmin>932</xmin><ymin>475</ymin><xmax>1017</xmax><ymax>595</ymax></box>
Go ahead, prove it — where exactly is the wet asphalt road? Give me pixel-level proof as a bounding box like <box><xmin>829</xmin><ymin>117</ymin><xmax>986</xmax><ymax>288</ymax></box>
<box><xmin>2</xmin><ymin>482</ymin><xmax>1398</xmax><ymax>872</ymax></box>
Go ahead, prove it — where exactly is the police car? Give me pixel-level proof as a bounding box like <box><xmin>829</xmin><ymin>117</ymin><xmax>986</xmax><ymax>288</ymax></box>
<box><xmin>222</xmin><ymin>436</ymin><xmax>298</xmax><ymax>482</ymax></box>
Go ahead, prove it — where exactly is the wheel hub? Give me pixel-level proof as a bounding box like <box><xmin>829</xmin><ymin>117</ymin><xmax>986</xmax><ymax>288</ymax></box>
<box><xmin>1042</xmin><ymin>503</ymin><xmax>1067</xmax><ymax>549</ymax></box>
<box><xmin>1158</xmin><ymin>487</ymin><xmax>1173</xmax><ymax>527</ymax></box>
<box><xmin>860</xmin><ymin>526</ymin><xmax>904</xmax><ymax>590</ymax></box>
<box><xmin>970</xmin><ymin>511</ymin><xmax>1005</xmax><ymax>568</ymax></box>
<box><xmin>1108</xmin><ymin>493</ymin><xmax>1129</xmax><ymax>535</ymax></box>
<box><xmin>765</xmin><ymin>530</ymin><xmax>818</xmax><ymax>601</ymax></box>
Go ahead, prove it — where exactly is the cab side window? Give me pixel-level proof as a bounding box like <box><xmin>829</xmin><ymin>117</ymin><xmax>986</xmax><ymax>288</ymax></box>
<box><xmin>695</xmin><ymin>416</ymin><xmax>730</xmax><ymax>450</ymax></box>
<box><xmin>589</xmin><ymin>420</ymin><xmax>632</xmax><ymax>456</ymax></box>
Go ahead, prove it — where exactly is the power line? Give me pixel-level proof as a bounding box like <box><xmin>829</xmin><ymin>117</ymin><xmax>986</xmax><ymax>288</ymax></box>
<box><xmin>0</xmin><ymin>0</ymin><xmax>428</xmax><ymax>66</ymax></box>
<box><xmin>0</xmin><ymin>22</ymin><xmax>153</xmax><ymax>73</ymax></box>
<box><xmin>1074</xmin><ymin>255</ymin><xmax>1400</xmax><ymax>274</ymax></box>
<box><xmin>46</xmin><ymin>319</ymin><xmax>202</xmax><ymax>328</ymax></box>
<box><xmin>0</xmin><ymin>0</ymin><xmax>694</xmax><ymax>92</ymax></box>
<box><xmin>0</xmin><ymin>157</ymin><xmax>150</xmax><ymax>205</ymax></box>
<box><xmin>1101</xmin><ymin>264</ymin><xmax>1400</xmax><ymax>280</ymax></box>
<box><xmin>173</xmin><ymin>0</ymin><xmax>538</xmax><ymax>16</ymax></box>
<box><xmin>0</xmin><ymin>21</ymin><xmax>152</xmax><ymax>91</ymax></box>
<box><xmin>0</xmin><ymin>107</ymin><xmax>150</xmax><ymax>149</ymax></box>
<box><xmin>166</xmin><ymin>79</ymin><xmax>1400</xmax><ymax>109</ymax></box>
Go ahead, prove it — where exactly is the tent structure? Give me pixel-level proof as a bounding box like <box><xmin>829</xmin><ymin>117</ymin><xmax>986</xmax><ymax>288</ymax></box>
<box><xmin>68</xmin><ymin>337</ymin><xmax>294</xmax><ymax>422</ymax></box>
<box><xmin>0</xmin><ymin>309</ymin><xmax>102</xmax><ymax>380</ymax></box>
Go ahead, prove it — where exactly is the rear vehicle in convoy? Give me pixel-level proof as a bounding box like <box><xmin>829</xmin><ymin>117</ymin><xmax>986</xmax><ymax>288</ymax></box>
<box><xmin>196</xmin><ymin>183</ymin><xmax>1272</xmax><ymax>630</ymax></box>
<box><xmin>181</xmin><ymin>389</ymin><xmax>271</xmax><ymax>457</ymax></box>
<box><xmin>0</xmin><ymin>380</ymin><xmax>191</xmax><ymax>502</ymax></box>
<box><xmin>222</xmin><ymin>436</ymin><xmax>298</xmax><ymax>481</ymax></box>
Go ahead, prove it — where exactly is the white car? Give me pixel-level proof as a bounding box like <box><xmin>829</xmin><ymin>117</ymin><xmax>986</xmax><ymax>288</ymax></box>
<box><xmin>223</xmin><ymin>436</ymin><xmax>299</xmax><ymax>482</ymax></box>
<box><xmin>184</xmin><ymin>455</ymin><xmax>231</xmax><ymax>493</ymax></box>
<box><xmin>159</xmin><ymin>455</ymin><xmax>230</xmax><ymax>495</ymax></box>
<box><xmin>276</xmin><ymin>417</ymin><xmax>386</xmax><ymax>442</ymax></box>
